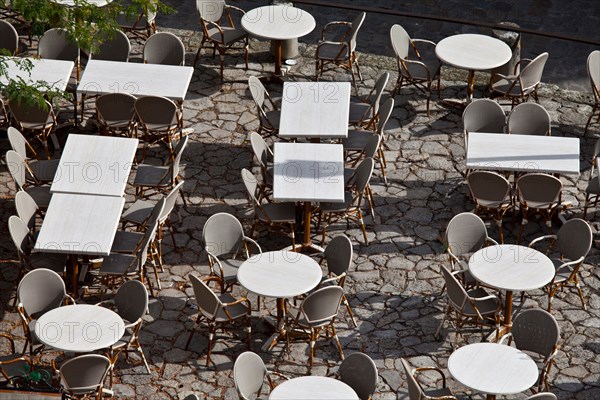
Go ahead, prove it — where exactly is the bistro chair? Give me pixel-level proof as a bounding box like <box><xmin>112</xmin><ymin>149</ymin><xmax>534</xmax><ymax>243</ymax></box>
<box><xmin>499</xmin><ymin>309</ymin><xmax>560</xmax><ymax>392</ymax></box>
<box><xmin>400</xmin><ymin>357</ymin><xmax>457</xmax><ymax>400</ymax></box>
<box><xmin>284</xmin><ymin>286</ymin><xmax>345</xmax><ymax>372</ymax></box>
<box><xmin>516</xmin><ymin>173</ymin><xmax>563</xmax><ymax>243</ymax></box>
<box><xmin>7</xmin><ymin>126</ymin><xmax>59</xmax><ymax>183</ymax></box>
<box><xmin>390</xmin><ymin>24</ymin><xmax>441</xmax><ymax>116</ymax></box>
<box><xmin>91</xmin><ymin>29</ymin><xmax>131</xmax><ymax>61</ymax></box>
<box><xmin>490</xmin><ymin>52</ymin><xmax>549</xmax><ymax>108</ymax></box>
<box><xmin>462</xmin><ymin>98</ymin><xmax>506</xmax><ymax>147</ymax></box>
<box><xmin>527</xmin><ymin>394</ymin><xmax>557</xmax><ymax>400</ymax></box>
<box><xmin>337</xmin><ymin>352</ymin><xmax>378</xmax><ymax>400</ymax></box>
<box><xmin>194</xmin><ymin>0</ymin><xmax>249</xmax><ymax>79</ymax></box>
<box><xmin>17</xmin><ymin>268</ymin><xmax>74</xmax><ymax>355</ymax></box>
<box><xmin>202</xmin><ymin>212</ymin><xmax>262</xmax><ymax>293</ymax></box>
<box><xmin>241</xmin><ymin>168</ymin><xmax>296</xmax><ymax>249</ymax></box>
<box><xmin>185</xmin><ymin>274</ymin><xmax>251</xmax><ymax>367</ymax></box>
<box><xmin>118</xmin><ymin>0</ymin><xmax>157</xmax><ymax>41</ymax></box>
<box><xmin>58</xmin><ymin>354</ymin><xmax>111</xmax><ymax>400</ymax></box>
<box><xmin>582</xmin><ymin>138</ymin><xmax>600</xmax><ymax>219</ymax></box>
<box><xmin>0</xmin><ymin>19</ymin><xmax>18</xmax><ymax>55</ymax></box>
<box><xmin>248</xmin><ymin>76</ymin><xmax>280</xmax><ymax>138</ymax></box>
<box><xmin>0</xmin><ymin>333</ymin><xmax>32</xmax><ymax>381</ymax></box>
<box><xmin>233</xmin><ymin>351</ymin><xmax>289</xmax><ymax>399</ymax></box>
<box><xmin>343</xmin><ymin>134</ymin><xmax>379</xmax><ymax>219</ymax></box>
<box><xmin>529</xmin><ymin>218</ymin><xmax>593</xmax><ymax>311</ymax></box>
<box><xmin>143</xmin><ymin>31</ymin><xmax>185</xmax><ymax>66</ymax></box>
<box><xmin>95</xmin><ymin>93</ymin><xmax>137</xmax><ymax>137</ymax></box>
<box><xmin>467</xmin><ymin>171</ymin><xmax>513</xmax><ymax>243</ymax></box>
<box><xmin>96</xmin><ymin>280</ymin><xmax>151</xmax><ymax>385</ymax></box>
<box><xmin>507</xmin><ymin>102</ymin><xmax>552</xmax><ymax>136</ymax></box>
<box><xmin>5</xmin><ymin>151</ymin><xmax>52</xmax><ymax>209</ymax></box>
<box><xmin>348</xmin><ymin>71</ymin><xmax>389</xmax><ymax>129</ymax></box>
<box><xmin>435</xmin><ymin>265</ymin><xmax>501</xmax><ymax>347</ymax></box>
<box><xmin>134</xmin><ymin>95</ymin><xmax>182</xmax><ymax>160</ymax></box>
<box><xmin>9</xmin><ymin>100</ymin><xmax>57</xmax><ymax>159</ymax></box>
<box><xmin>585</xmin><ymin>50</ymin><xmax>600</xmax><ymax>134</ymax></box>
<box><xmin>249</xmin><ymin>131</ymin><xmax>274</xmax><ymax>200</ymax></box>
<box><xmin>14</xmin><ymin>191</ymin><xmax>40</xmax><ymax>234</ymax></box>
<box><xmin>315</xmin><ymin>12</ymin><xmax>366</xmax><ymax>93</ymax></box>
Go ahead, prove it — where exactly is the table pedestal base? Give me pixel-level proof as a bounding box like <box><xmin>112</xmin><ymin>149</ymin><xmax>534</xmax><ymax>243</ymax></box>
<box><xmin>284</xmin><ymin>202</ymin><xmax>324</xmax><ymax>254</ymax></box>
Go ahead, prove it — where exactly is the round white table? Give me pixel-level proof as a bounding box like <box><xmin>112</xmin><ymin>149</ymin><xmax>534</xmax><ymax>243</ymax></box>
<box><xmin>35</xmin><ymin>304</ymin><xmax>125</xmax><ymax>353</ymax></box>
<box><xmin>237</xmin><ymin>250</ymin><xmax>322</xmax><ymax>349</ymax></box>
<box><xmin>242</xmin><ymin>5</ymin><xmax>315</xmax><ymax>77</ymax></box>
<box><xmin>435</xmin><ymin>34</ymin><xmax>512</xmax><ymax>103</ymax></box>
<box><xmin>269</xmin><ymin>376</ymin><xmax>359</xmax><ymax>400</ymax></box>
<box><xmin>448</xmin><ymin>342</ymin><xmax>539</xmax><ymax>400</ymax></box>
<box><xmin>468</xmin><ymin>244</ymin><xmax>555</xmax><ymax>329</ymax></box>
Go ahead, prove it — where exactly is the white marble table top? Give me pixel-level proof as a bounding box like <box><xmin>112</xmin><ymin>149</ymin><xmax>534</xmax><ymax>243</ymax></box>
<box><xmin>0</xmin><ymin>57</ymin><xmax>74</xmax><ymax>92</ymax></box>
<box><xmin>448</xmin><ymin>342</ymin><xmax>538</xmax><ymax>396</ymax></box>
<box><xmin>51</xmin><ymin>134</ymin><xmax>138</xmax><ymax>197</ymax></box>
<box><xmin>436</xmin><ymin>34</ymin><xmax>512</xmax><ymax>71</ymax></box>
<box><xmin>237</xmin><ymin>251</ymin><xmax>322</xmax><ymax>298</ymax></box>
<box><xmin>242</xmin><ymin>5</ymin><xmax>316</xmax><ymax>41</ymax></box>
<box><xmin>269</xmin><ymin>376</ymin><xmax>359</xmax><ymax>399</ymax></box>
<box><xmin>77</xmin><ymin>60</ymin><xmax>194</xmax><ymax>101</ymax></box>
<box><xmin>35</xmin><ymin>304</ymin><xmax>125</xmax><ymax>353</ymax></box>
<box><xmin>279</xmin><ymin>82</ymin><xmax>351</xmax><ymax>139</ymax></box>
<box><xmin>273</xmin><ymin>142</ymin><xmax>345</xmax><ymax>203</ymax></box>
<box><xmin>34</xmin><ymin>193</ymin><xmax>124</xmax><ymax>256</ymax></box>
<box><xmin>469</xmin><ymin>245</ymin><xmax>555</xmax><ymax>292</ymax></box>
<box><xmin>466</xmin><ymin>132</ymin><xmax>580</xmax><ymax>175</ymax></box>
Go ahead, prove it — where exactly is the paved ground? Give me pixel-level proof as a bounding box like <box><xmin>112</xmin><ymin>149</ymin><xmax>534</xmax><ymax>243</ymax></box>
<box><xmin>1</xmin><ymin>3</ymin><xmax>600</xmax><ymax>400</ymax></box>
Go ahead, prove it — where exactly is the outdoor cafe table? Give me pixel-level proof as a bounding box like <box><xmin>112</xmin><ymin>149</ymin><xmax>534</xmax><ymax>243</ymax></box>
<box><xmin>0</xmin><ymin>57</ymin><xmax>74</xmax><ymax>92</ymax></box>
<box><xmin>279</xmin><ymin>82</ymin><xmax>351</xmax><ymax>141</ymax></box>
<box><xmin>273</xmin><ymin>142</ymin><xmax>345</xmax><ymax>252</ymax></box>
<box><xmin>269</xmin><ymin>376</ymin><xmax>359</xmax><ymax>400</ymax></box>
<box><xmin>34</xmin><ymin>304</ymin><xmax>124</xmax><ymax>353</ymax></box>
<box><xmin>466</xmin><ymin>132</ymin><xmax>581</xmax><ymax>175</ymax></box>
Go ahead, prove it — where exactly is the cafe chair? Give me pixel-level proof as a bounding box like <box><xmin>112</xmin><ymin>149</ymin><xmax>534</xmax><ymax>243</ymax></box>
<box><xmin>118</xmin><ymin>1</ymin><xmax>157</xmax><ymax>41</ymax></box>
<box><xmin>527</xmin><ymin>394</ymin><xmax>557</xmax><ymax>400</ymax></box>
<box><xmin>134</xmin><ymin>95</ymin><xmax>183</xmax><ymax>161</ymax></box>
<box><xmin>185</xmin><ymin>274</ymin><xmax>251</xmax><ymax>367</ymax></box>
<box><xmin>344</xmin><ymin>135</ymin><xmax>379</xmax><ymax>219</ymax></box>
<box><xmin>529</xmin><ymin>218</ymin><xmax>593</xmax><ymax>311</ymax></box>
<box><xmin>241</xmin><ymin>168</ymin><xmax>296</xmax><ymax>249</ymax></box>
<box><xmin>0</xmin><ymin>19</ymin><xmax>18</xmax><ymax>55</ymax></box>
<box><xmin>336</xmin><ymin>352</ymin><xmax>378</xmax><ymax>400</ymax></box>
<box><xmin>5</xmin><ymin>151</ymin><xmax>52</xmax><ymax>209</ymax></box>
<box><xmin>467</xmin><ymin>171</ymin><xmax>513</xmax><ymax>244</ymax></box>
<box><xmin>194</xmin><ymin>0</ymin><xmax>249</xmax><ymax>79</ymax></box>
<box><xmin>435</xmin><ymin>265</ymin><xmax>501</xmax><ymax>347</ymax></box>
<box><xmin>317</xmin><ymin>157</ymin><xmax>374</xmax><ymax>245</ymax></box>
<box><xmin>390</xmin><ymin>24</ymin><xmax>441</xmax><ymax>116</ymax></box>
<box><xmin>462</xmin><ymin>98</ymin><xmax>506</xmax><ymax>147</ymax></box>
<box><xmin>183</xmin><ymin>395</ymin><xmax>200</xmax><ymax>400</ymax></box>
<box><xmin>58</xmin><ymin>354</ymin><xmax>111</xmax><ymax>399</ymax></box>
<box><xmin>582</xmin><ymin>138</ymin><xmax>600</xmax><ymax>219</ymax></box>
<box><xmin>14</xmin><ymin>191</ymin><xmax>41</xmax><ymax>234</ymax></box>
<box><xmin>249</xmin><ymin>131</ymin><xmax>274</xmax><ymax>201</ymax></box>
<box><xmin>489</xmin><ymin>52</ymin><xmax>549</xmax><ymax>108</ymax></box>
<box><xmin>400</xmin><ymin>357</ymin><xmax>457</xmax><ymax>400</ymax></box>
<box><xmin>248</xmin><ymin>76</ymin><xmax>280</xmax><ymax>138</ymax></box>
<box><xmin>96</xmin><ymin>280</ymin><xmax>151</xmax><ymax>385</ymax></box>
<box><xmin>143</xmin><ymin>31</ymin><xmax>186</xmax><ymax>66</ymax></box>
<box><xmin>516</xmin><ymin>173</ymin><xmax>563</xmax><ymax>243</ymax></box>
<box><xmin>284</xmin><ymin>286</ymin><xmax>345</xmax><ymax>372</ymax></box>
<box><xmin>0</xmin><ymin>333</ymin><xmax>32</xmax><ymax>380</ymax></box>
<box><xmin>585</xmin><ymin>50</ymin><xmax>600</xmax><ymax>134</ymax></box>
<box><xmin>9</xmin><ymin>100</ymin><xmax>58</xmax><ymax>159</ymax></box>
<box><xmin>348</xmin><ymin>71</ymin><xmax>389</xmax><ymax>130</ymax></box>
<box><xmin>507</xmin><ymin>102</ymin><xmax>552</xmax><ymax>136</ymax></box>
<box><xmin>7</xmin><ymin>127</ymin><xmax>59</xmax><ymax>184</ymax></box>
<box><xmin>233</xmin><ymin>351</ymin><xmax>289</xmax><ymax>399</ymax></box>
<box><xmin>91</xmin><ymin>29</ymin><xmax>131</xmax><ymax>62</ymax></box>
<box><xmin>17</xmin><ymin>268</ymin><xmax>74</xmax><ymax>355</ymax></box>
<box><xmin>202</xmin><ymin>212</ymin><xmax>262</xmax><ymax>294</ymax></box>
<box><xmin>95</xmin><ymin>93</ymin><xmax>137</xmax><ymax>137</ymax></box>
<box><xmin>315</xmin><ymin>12</ymin><xmax>366</xmax><ymax>93</ymax></box>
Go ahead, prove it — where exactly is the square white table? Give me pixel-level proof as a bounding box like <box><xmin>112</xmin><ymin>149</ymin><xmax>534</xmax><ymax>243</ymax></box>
<box><xmin>466</xmin><ymin>132</ymin><xmax>580</xmax><ymax>175</ymax></box>
<box><xmin>51</xmin><ymin>134</ymin><xmax>138</xmax><ymax>197</ymax></box>
<box><xmin>0</xmin><ymin>57</ymin><xmax>74</xmax><ymax>92</ymax></box>
<box><xmin>273</xmin><ymin>142</ymin><xmax>344</xmax><ymax>251</ymax></box>
<box><xmin>279</xmin><ymin>82</ymin><xmax>351</xmax><ymax>140</ymax></box>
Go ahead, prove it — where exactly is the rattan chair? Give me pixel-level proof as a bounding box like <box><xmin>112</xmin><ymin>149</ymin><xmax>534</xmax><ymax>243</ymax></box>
<box><xmin>390</xmin><ymin>24</ymin><xmax>441</xmax><ymax>116</ymax></box>
<box><xmin>400</xmin><ymin>358</ymin><xmax>457</xmax><ymax>400</ymax></box>
<box><xmin>143</xmin><ymin>31</ymin><xmax>185</xmax><ymax>66</ymax></box>
<box><xmin>343</xmin><ymin>134</ymin><xmax>379</xmax><ymax>219</ymax></box>
<box><xmin>95</xmin><ymin>93</ymin><xmax>137</xmax><ymax>137</ymax></box>
<box><xmin>529</xmin><ymin>218</ymin><xmax>593</xmax><ymax>311</ymax></box>
<box><xmin>233</xmin><ymin>351</ymin><xmax>289</xmax><ymax>399</ymax></box>
<box><xmin>14</xmin><ymin>191</ymin><xmax>40</xmax><ymax>234</ymax></box>
<box><xmin>490</xmin><ymin>52</ymin><xmax>549</xmax><ymax>108</ymax></box>
<box><xmin>5</xmin><ymin>151</ymin><xmax>52</xmax><ymax>209</ymax></box>
<box><xmin>117</xmin><ymin>0</ymin><xmax>157</xmax><ymax>41</ymax></box>
<box><xmin>58</xmin><ymin>354</ymin><xmax>111</xmax><ymax>399</ymax></box>
<box><xmin>0</xmin><ymin>19</ymin><xmax>18</xmax><ymax>55</ymax></box>
<box><xmin>467</xmin><ymin>171</ymin><xmax>513</xmax><ymax>243</ymax></box>
<box><xmin>337</xmin><ymin>352</ymin><xmax>378</xmax><ymax>400</ymax></box>
<box><xmin>499</xmin><ymin>309</ymin><xmax>560</xmax><ymax>392</ymax></box>
<box><xmin>585</xmin><ymin>50</ymin><xmax>600</xmax><ymax>134</ymax></box>
<box><xmin>315</xmin><ymin>12</ymin><xmax>366</xmax><ymax>92</ymax></box>
<box><xmin>7</xmin><ymin>126</ymin><xmax>59</xmax><ymax>183</ymax></box>
<box><xmin>0</xmin><ymin>333</ymin><xmax>32</xmax><ymax>381</ymax></box>
<box><xmin>91</xmin><ymin>29</ymin><xmax>131</xmax><ymax>61</ymax></box>
<box><xmin>527</xmin><ymin>393</ymin><xmax>557</xmax><ymax>400</ymax></box>
<box><xmin>516</xmin><ymin>173</ymin><xmax>563</xmax><ymax>243</ymax></box>
<box><xmin>135</xmin><ymin>95</ymin><xmax>182</xmax><ymax>160</ymax></box>
<box><xmin>348</xmin><ymin>72</ymin><xmax>389</xmax><ymax>129</ymax></box>
<box><xmin>508</xmin><ymin>102</ymin><xmax>552</xmax><ymax>136</ymax></box>
<box><xmin>462</xmin><ymin>98</ymin><xmax>506</xmax><ymax>147</ymax></box>
<box><xmin>248</xmin><ymin>77</ymin><xmax>280</xmax><ymax>138</ymax></box>
<box><xmin>9</xmin><ymin>100</ymin><xmax>57</xmax><ymax>159</ymax></box>
<box><xmin>185</xmin><ymin>275</ymin><xmax>251</xmax><ymax>367</ymax></box>
<box><xmin>249</xmin><ymin>131</ymin><xmax>274</xmax><ymax>200</ymax></box>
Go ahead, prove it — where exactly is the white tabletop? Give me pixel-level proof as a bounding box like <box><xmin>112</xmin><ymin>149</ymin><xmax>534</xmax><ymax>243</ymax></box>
<box><xmin>436</xmin><ymin>34</ymin><xmax>512</xmax><ymax>71</ymax></box>
<box><xmin>273</xmin><ymin>143</ymin><xmax>345</xmax><ymax>203</ymax></box>
<box><xmin>279</xmin><ymin>82</ymin><xmax>351</xmax><ymax>139</ymax></box>
<box><xmin>269</xmin><ymin>376</ymin><xmax>359</xmax><ymax>400</ymax></box>
<box><xmin>242</xmin><ymin>5</ymin><xmax>316</xmax><ymax>41</ymax></box>
<box><xmin>77</xmin><ymin>60</ymin><xmax>194</xmax><ymax>101</ymax></box>
<box><xmin>0</xmin><ymin>57</ymin><xmax>74</xmax><ymax>92</ymax></box>
<box><xmin>34</xmin><ymin>193</ymin><xmax>124</xmax><ymax>256</ymax></box>
<box><xmin>466</xmin><ymin>132</ymin><xmax>580</xmax><ymax>175</ymax></box>
<box><xmin>51</xmin><ymin>134</ymin><xmax>138</xmax><ymax>197</ymax></box>
<box><xmin>468</xmin><ymin>245</ymin><xmax>555</xmax><ymax>291</ymax></box>
<box><xmin>35</xmin><ymin>304</ymin><xmax>124</xmax><ymax>353</ymax></box>
<box><xmin>237</xmin><ymin>251</ymin><xmax>322</xmax><ymax>298</ymax></box>
<box><xmin>448</xmin><ymin>342</ymin><xmax>538</xmax><ymax>396</ymax></box>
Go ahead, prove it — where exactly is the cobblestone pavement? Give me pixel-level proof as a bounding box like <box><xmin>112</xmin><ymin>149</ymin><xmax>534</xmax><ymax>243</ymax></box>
<box><xmin>1</xmin><ymin>4</ymin><xmax>600</xmax><ymax>400</ymax></box>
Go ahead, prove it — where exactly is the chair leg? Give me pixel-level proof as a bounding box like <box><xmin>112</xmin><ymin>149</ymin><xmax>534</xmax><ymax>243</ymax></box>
<box><xmin>435</xmin><ymin>305</ymin><xmax>451</xmax><ymax>338</ymax></box>
<box><xmin>193</xmin><ymin>38</ymin><xmax>206</xmax><ymax>68</ymax></box>
<box><xmin>342</xmin><ymin>294</ymin><xmax>358</xmax><ymax>328</ymax></box>
<box><xmin>206</xmin><ymin>324</ymin><xmax>215</xmax><ymax>367</ymax></box>
<box><xmin>244</xmin><ymin>41</ymin><xmax>249</xmax><ymax>70</ymax></box>
<box><xmin>574</xmin><ymin>275</ymin><xmax>587</xmax><ymax>310</ymax></box>
<box><xmin>167</xmin><ymin>220</ymin><xmax>179</xmax><ymax>252</ymax></box>
<box><xmin>358</xmin><ymin>210</ymin><xmax>368</xmax><ymax>245</ymax></box>
<box><xmin>330</xmin><ymin>324</ymin><xmax>344</xmax><ymax>360</ymax></box>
